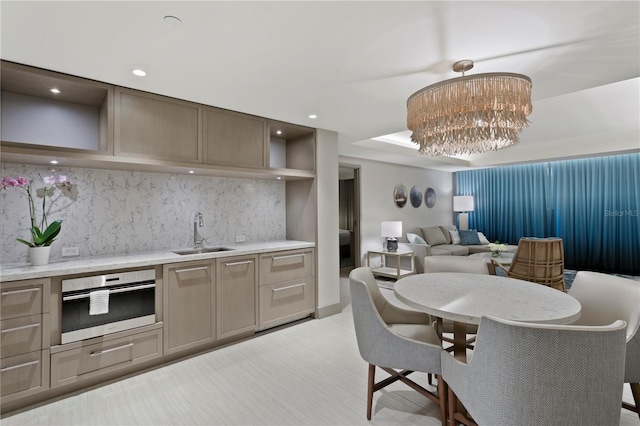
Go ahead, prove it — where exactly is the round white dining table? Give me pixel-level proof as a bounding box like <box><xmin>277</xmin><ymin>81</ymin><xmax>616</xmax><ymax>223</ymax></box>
<box><xmin>394</xmin><ymin>273</ymin><xmax>582</xmax><ymax>359</ymax></box>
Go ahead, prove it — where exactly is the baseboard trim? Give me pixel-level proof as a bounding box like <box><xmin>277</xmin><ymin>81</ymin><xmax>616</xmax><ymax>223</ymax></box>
<box><xmin>315</xmin><ymin>302</ymin><xmax>342</xmax><ymax>319</ymax></box>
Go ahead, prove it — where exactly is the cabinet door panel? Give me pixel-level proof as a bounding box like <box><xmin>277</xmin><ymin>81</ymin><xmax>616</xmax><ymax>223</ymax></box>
<box><xmin>216</xmin><ymin>256</ymin><xmax>257</xmax><ymax>339</ymax></box>
<box><xmin>164</xmin><ymin>262</ymin><xmax>215</xmax><ymax>354</ymax></box>
<box><xmin>203</xmin><ymin>107</ymin><xmax>266</xmax><ymax>168</ymax></box>
<box><xmin>115</xmin><ymin>88</ymin><xmax>201</xmax><ymax>162</ymax></box>
<box><xmin>1</xmin><ymin>314</ymin><xmax>43</xmax><ymax>358</ymax></box>
<box><xmin>259</xmin><ymin>249</ymin><xmax>315</xmax><ymax>285</ymax></box>
<box><xmin>0</xmin><ymin>280</ymin><xmax>46</xmax><ymax>320</ymax></box>
<box><xmin>259</xmin><ymin>278</ymin><xmax>314</xmax><ymax>330</ymax></box>
<box><xmin>1</xmin><ymin>350</ymin><xmax>48</xmax><ymax>399</ymax></box>
<box><xmin>50</xmin><ymin>329</ymin><xmax>162</xmax><ymax>387</ymax></box>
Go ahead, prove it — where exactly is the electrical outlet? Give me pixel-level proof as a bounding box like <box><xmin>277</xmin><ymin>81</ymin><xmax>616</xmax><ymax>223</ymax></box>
<box><xmin>61</xmin><ymin>247</ymin><xmax>80</xmax><ymax>257</ymax></box>
<box><xmin>235</xmin><ymin>235</ymin><xmax>246</xmax><ymax>243</ymax></box>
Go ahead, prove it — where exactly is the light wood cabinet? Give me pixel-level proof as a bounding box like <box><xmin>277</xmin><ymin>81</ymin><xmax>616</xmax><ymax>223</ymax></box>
<box><xmin>1</xmin><ymin>60</ymin><xmax>113</xmax><ymax>154</ymax></box>
<box><xmin>50</xmin><ymin>328</ymin><xmax>162</xmax><ymax>388</ymax></box>
<box><xmin>163</xmin><ymin>261</ymin><xmax>215</xmax><ymax>355</ymax></box>
<box><xmin>114</xmin><ymin>88</ymin><xmax>202</xmax><ymax>162</ymax></box>
<box><xmin>268</xmin><ymin>120</ymin><xmax>315</xmax><ymax>172</ymax></box>
<box><xmin>216</xmin><ymin>255</ymin><xmax>258</xmax><ymax>340</ymax></box>
<box><xmin>203</xmin><ymin>107</ymin><xmax>267</xmax><ymax>169</ymax></box>
<box><xmin>258</xmin><ymin>249</ymin><xmax>315</xmax><ymax>330</ymax></box>
<box><xmin>0</xmin><ymin>278</ymin><xmax>51</xmax><ymax>403</ymax></box>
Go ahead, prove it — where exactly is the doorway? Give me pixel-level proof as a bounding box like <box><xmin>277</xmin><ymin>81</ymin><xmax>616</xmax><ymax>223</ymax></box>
<box><xmin>338</xmin><ymin>164</ymin><xmax>361</xmax><ymax>273</ymax></box>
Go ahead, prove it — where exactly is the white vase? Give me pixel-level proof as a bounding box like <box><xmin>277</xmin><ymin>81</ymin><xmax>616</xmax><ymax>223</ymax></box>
<box><xmin>29</xmin><ymin>246</ymin><xmax>51</xmax><ymax>266</ymax></box>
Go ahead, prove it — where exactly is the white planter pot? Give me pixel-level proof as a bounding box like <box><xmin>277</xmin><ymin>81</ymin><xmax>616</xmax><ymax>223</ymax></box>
<box><xmin>29</xmin><ymin>246</ymin><xmax>51</xmax><ymax>266</ymax></box>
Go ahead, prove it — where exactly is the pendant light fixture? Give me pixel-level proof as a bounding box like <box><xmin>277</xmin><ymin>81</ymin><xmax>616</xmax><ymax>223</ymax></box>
<box><xmin>406</xmin><ymin>60</ymin><xmax>532</xmax><ymax>156</ymax></box>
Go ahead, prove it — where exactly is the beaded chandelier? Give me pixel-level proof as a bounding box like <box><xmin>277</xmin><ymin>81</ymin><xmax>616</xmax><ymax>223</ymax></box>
<box><xmin>406</xmin><ymin>60</ymin><xmax>532</xmax><ymax>156</ymax></box>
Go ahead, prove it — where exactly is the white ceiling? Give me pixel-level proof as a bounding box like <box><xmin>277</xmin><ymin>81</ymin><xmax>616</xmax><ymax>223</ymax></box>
<box><xmin>2</xmin><ymin>1</ymin><xmax>639</xmax><ymax>172</ymax></box>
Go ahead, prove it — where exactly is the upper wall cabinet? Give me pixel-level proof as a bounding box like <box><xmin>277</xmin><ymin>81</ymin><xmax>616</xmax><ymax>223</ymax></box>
<box><xmin>268</xmin><ymin>120</ymin><xmax>315</xmax><ymax>174</ymax></box>
<box><xmin>202</xmin><ymin>107</ymin><xmax>267</xmax><ymax>169</ymax></box>
<box><xmin>0</xmin><ymin>61</ymin><xmax>113</xmax><ymax>154</ymax></box>
<box><xmin>114</xmin><ymin>88</ymin><xmax>202</xmax><ymax>163</ymax></box>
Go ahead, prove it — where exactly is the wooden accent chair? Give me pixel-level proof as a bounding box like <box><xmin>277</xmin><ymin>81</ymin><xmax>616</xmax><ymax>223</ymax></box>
<box><xmin>442</xmin><ymin>315</ymin><xmax>627</xmax><ymax>426</ymax></box>
<box><xmin>492</xmin><ymin>237</ymin><xmax>566</xmax><ymax>291</ymax></box>
<box><xmin>348</xmin><ymin>267</ymin><xmax>447</xmax><ymax>425</ymax></box>
<box><xmin>569</xmin><ymin>271</ymin><xmax>640</xmax><ymax>419</ymax></box>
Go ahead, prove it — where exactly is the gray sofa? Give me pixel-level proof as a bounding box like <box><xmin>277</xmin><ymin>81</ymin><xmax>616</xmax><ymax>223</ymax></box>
<box><xmin>397</xmin><ymin>225</ymin><xmax>517</xmax><ymax>273</ymax></box>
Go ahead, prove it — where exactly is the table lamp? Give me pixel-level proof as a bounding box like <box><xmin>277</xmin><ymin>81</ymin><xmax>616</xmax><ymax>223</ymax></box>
<box><xmin>381</xmin><ymin>221</ymin><xmax>402</xmax><ymax>252</ymax></box>
<box><xmin>453</xmin><ymin>196</ymin><xmax>474</xmax><ymax>231</ymax></box>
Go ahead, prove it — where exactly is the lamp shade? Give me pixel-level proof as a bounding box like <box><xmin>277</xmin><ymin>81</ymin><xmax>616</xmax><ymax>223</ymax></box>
<box><xmin>381</xmin><ymin>221</ymin><xmax>402</xmax><ymax>238</ymax></box>
<box><xmin>453</xmin><ymin>196</ymin><xmax>474</xmax><ymax>212</ymax></box>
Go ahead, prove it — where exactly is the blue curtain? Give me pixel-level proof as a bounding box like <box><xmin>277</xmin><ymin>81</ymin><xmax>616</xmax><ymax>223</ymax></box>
<box><xmin>456</xmin><ymin>153</ymin><xmax>640</xmax><ymax>275</ymax></box>
<box><xmin>456</xmin><ymin>162</ymin><xmax>551</xmax><ymax>244</ymax></box>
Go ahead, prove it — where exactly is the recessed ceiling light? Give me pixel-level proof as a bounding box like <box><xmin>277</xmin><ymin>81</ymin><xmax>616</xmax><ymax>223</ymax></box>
<box><xmin>276</xmin><ymin>176</ymin><xmax>282</xmax><ymax>180</ymax></box>
<box><xmin>50</xmin><ymin>160</ymin><xmax>59</xmax><ymax>164</ymax></box>
<box><xmin>132</xmin><ymin>69</ymin><xmax>147</xmax><ymax>77</ymax></box>
<box><xmin>276</xmin><ymin>130</ymin><xmax>282</xmax><ymax>135</ymax></box>
<box><xmin>308</xmin><ymin>114</ymin><xmax>318</xmax><ymax>119</ymax></box>
<box><xmin>163</xmin><ymin>15</ymin><xmax>182</xmax><ymax>26</ymax></box>
<box><xmin>50</xmin><ymin>88</ymin><xmax>60</xmax><ymax>94</ymax></box>
<box><xmin>188</xmin><ymin>170</ymin><xmax>195</xmax><ymax>174</ymax></box>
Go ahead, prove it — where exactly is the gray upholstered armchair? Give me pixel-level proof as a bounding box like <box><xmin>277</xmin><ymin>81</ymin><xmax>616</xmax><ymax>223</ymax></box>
<box><xmin>349</xmin><ymin>267</ymin><xmax>447</xmax><ymax>425</ymax></box>
<box><xmin>569</xmin><ymin>271</ymin><xmax>640</xmax><ymax>419</ymax></box>
<box><xmin>442</xmin><ymin>315</ymin><xmax>627</xmax><ymax>426</ymax></box>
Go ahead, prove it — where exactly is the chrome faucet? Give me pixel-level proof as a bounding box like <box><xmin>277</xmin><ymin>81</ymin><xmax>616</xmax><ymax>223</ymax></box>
<box><xmin>193</xmin><ymin>212</ymin><xmax>204</xmax><ymax>248</ymax></box>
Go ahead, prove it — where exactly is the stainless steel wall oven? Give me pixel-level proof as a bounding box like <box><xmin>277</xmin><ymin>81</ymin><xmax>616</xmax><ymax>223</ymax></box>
<box><xmin>61</xmin><ymin>269</ymin><xmax>156</xmax><ymax>344</ymax></box>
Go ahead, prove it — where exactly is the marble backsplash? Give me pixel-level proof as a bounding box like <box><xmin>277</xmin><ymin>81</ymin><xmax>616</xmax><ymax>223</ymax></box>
<box><xmin>1</xmin><ymin>164</ymin><xmax>285</xmax><ymax>264</ymax></box>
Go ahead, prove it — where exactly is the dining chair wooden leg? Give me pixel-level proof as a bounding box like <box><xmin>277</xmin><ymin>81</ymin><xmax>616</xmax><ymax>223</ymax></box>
<box><xmin>437</xmin><ymin>375</ymin><xmax>447</xmax><ymax>426</ymax></box>
<box><xmin>367</xmin><ymin>364</ymin><xmax>375</xmax><ymax>420</ymax></box>
<box><xmin>622</xmin><ymin>382</ymin><xmax>640</xmax><ymax>419</ymax></box>
<box><xmin>448</xmin><ymin>387</ymin><xmax>457</xmax><ymax>426</ymax></box>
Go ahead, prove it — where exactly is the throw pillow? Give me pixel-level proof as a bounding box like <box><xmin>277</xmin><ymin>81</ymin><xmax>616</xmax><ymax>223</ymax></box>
<box><xmin>407</xmin><ymin>232</ymin><xmax>427</xmax><ymax>245</ymax></box>
<box><xmin>449</xmin><ymin>230</ymin><xmax>461</xmax><ymax>245</ymax></box>
<box><xmin>459</xmin><ymin>230</ymin><xmax>482</xmax><ymax>245</ymax></box>
<box><xmin>477</xmin><ymin>232</ymin><xmax>491</xmax><ymax>245</ymax></box>
<box><xmin>439</xmin><ymin>225</ymin><xmax>457</xmax><ymax>244</ymax></box>
<box><xmin>421</xmin><ymin>226</ymin><xmax>448</xmax><ymax>246</ymax></box>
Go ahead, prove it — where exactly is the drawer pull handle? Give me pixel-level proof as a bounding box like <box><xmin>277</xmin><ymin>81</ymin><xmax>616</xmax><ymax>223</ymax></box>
<box><xmin>175</xmin><ymin>266</ymin><xmax>209</xmax><ymax>274</ymax></box>
<box><xmin>273</xmin><ymin>283</ymin><xmax>306</xmax><ymax>292</ymax></box>
<box><xmin>1</xmin><ymin>359</ymin><xmax>39</xmax><ymax>373</ymax></box>
<box><xmin>2</xmin><ymin>288</ymin><xmax>40</xmax><ymax>296</ymax></box>
<box><xmin>272</xmin><ymin>253</ymin><xmax>305</xmax><ymax>261</ymax></box>
<box><xmin>225</xmin><ymin>260</ymin><xmax>253</xmax><ymax>266</ymax></box>
<box><xmin>90</xmin><ymin>342</ymin><xmax>134</xmax><ymax>357</ymax></box>
<box><xmin>2</xmin><ymin>323</ymin><xmax>40</xmax><ymax>334</ymax></box>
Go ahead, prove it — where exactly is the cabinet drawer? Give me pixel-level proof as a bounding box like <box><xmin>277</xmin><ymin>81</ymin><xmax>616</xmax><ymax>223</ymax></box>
<box><xmin>259</xmin><ymin>278</ymin><xmax>314</xmax><ymax>329</ymax></box>
<box><xmin>51</xmin><ymin>329</ymin><xmax>162</xmax><ymax>388</ymax></box>
<box><xmin>1</xmin><ymin>281</ymin><xmax>45</xmax><ymax>320</ymax></box>
<box><xmin>1</xmin><ymin>350</ymin><xmax>48</xmax><ymax>398</ymax></box>
<box><xmin>1</xmin><ymin>314</ymin><xmax>43</xmax><ymax>358</ymax></box>
<box><xmin>259</xmin><ymin>249</ymin><xmax>314</xmax><ymax>286</ymax></box>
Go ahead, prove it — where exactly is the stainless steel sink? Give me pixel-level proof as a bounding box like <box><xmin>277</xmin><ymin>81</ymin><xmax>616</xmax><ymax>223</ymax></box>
<box><xmin>172</xmin><ymin>247</ymin><xmax>235</xmax><ymax>255</ymax></box>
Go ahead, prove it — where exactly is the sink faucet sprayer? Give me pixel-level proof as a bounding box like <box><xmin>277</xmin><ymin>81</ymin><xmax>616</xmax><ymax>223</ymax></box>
<box><xmin>193</xmin><ymin>212</ymin><xmax>204</xmax><ymax>248</ymax></box>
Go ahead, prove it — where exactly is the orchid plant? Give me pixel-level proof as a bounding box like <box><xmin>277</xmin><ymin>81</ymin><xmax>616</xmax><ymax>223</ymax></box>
<box><xmin>1</xmin><ymin>175</ymin><xmax>73</xmax><ymax>247</ymax></box>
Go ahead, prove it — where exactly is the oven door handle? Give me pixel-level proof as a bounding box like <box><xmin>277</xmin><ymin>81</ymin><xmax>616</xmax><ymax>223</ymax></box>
<box><xmin>62</xmin><ymin>283</ymin><xmax>155</xmax><ymax>301</ymax></box>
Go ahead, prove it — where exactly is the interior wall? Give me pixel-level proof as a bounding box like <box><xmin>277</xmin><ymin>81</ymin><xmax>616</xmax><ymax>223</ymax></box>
<box><xmin>339</xmin><ymin>155</ymin><xmax>454</xmax><ymax>266</ymax></box>
<box><xmin>316</xmin><ymin>129</ymin><xmax>340</xmax><ymax>316</ymax></box>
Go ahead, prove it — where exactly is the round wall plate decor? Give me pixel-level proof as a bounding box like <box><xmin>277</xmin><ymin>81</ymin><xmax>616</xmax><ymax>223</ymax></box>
<box><xmin>425</xmin><ymin>187</ymin><xmax>436</xmax><ymax>208</ymax></box>
<box><xmin>394</xmin><ymin>184</ymin><xmax>407</xmax><ymax>208</ymax></box>
<box><xmin>410</xmin><ymin>186</ymin><xmax>423</xmax><ymax>208</ymax></box>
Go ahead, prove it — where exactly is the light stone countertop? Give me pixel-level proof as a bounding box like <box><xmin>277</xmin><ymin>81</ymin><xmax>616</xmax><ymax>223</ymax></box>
<box><xmin>0</xmin><ymin>240</ymin><xmax>315</xmax><ymax>282</ymax></box>
<box><xmin>394</xmin><ymin>272</ymin><xmax>582</xmax><ymax>325</ymax></box>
